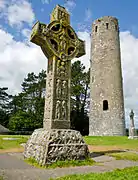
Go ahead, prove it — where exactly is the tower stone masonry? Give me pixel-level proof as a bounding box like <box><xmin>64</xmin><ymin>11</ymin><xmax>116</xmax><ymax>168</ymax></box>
<box><xmin>89</xmin><ymin>16</ymin><xmax>126</xmax><ymax>136</ymax></box>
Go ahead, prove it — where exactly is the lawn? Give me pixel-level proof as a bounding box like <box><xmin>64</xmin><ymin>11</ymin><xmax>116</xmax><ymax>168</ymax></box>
<box><xmin>26</xmin><ymin>157</ymin><xmax>95</xmax><ymax>169</ymax></box>
<box><xmin>0</xmin><ymin>135</ymin><xmax>138</xmax><ymax>179</ymax></box>
<box><xmin>84</xmin><ymin>136</ymin><xmax>138</xmax><ymax>151</ymax></box>
<box><xmin>108</xmin><ymin>152</ymin><xmax>138</xmax><ymax>161</ymax></box>
<box><xmin>0</xmin><ymin>135</ymin><xmax>29</xmax><ymax>152</ymax></box>
<box><xmin>0</xmin><ymin>135</ymin><xmax>138</xmax><ymax>153</ymax></box>
<box><xmin>50</xmin><ymin>166</ymin><xmax>138</xmax><ymax>180</ymax></box>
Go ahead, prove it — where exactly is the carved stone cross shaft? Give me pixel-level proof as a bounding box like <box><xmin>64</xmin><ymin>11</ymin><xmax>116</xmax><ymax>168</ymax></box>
<box><xmin>130</xmin><ymin>109</ymin><xmax>134</xmax><ymax>127</ymax></box>
<box><xmin>30</xmin><ymin>5</ymin><xmax>85</xmax><ymax>129</ymax></box>
<box><xmin>129</xmin><ymin>109</ymin><xmax>136</xmax><ymax>137</ymax></box>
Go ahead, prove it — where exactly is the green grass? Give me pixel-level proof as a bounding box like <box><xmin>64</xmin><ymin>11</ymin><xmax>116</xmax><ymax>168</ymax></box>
<box><xmin>0</xmin><ymin>177</ymin><xmax>3</xmax><ymax>180</ymax></box>
<box><xmin>25</xmin><ymin>157</ymin><xmax>95</xmax><ymax>169</ymax></box>
<box><xmin>108</xmin><ymin>152</ymin><xmax>138</xmax><ymax>161</ymax></box>
<box><xmin>1</xmin><ymin>135</ymin><xmax>138</xmax><ymax>152</ymax></box>
<box><xmin>84</xmin><ymin>136</ymin><xmax>138</xmax><ymax>150</ymax></box>
<box><xmin>50</xmin><ymin>166</ymin><xmax>138</xmax><ymax>180</ymax></box>
<box><xmin>0</xmin><ymin>135</ymin><xmax>29</xmax><ymax>150</ymax></box>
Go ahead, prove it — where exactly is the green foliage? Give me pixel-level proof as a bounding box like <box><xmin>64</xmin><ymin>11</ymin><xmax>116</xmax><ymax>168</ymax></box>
<box><xmin>84</xmin><ymin>136</ymin><xmax>138</xmax><ymax>150</ymax></box>
<box><xmin>8</xmin><ymin>111</ymin><xmax>35</xmax><ymax>131</ymax></box>
<box><xmin>8</xmin><ymin>70</ymin><xmax>46</xmax><ymax>131</ymax></box>
<box><xmin>1</xmin><ymin>61</ymin><xmax>90</xmax><ymax>133</ymax></box>
<box><xmin>71</xmin><ymin>61</ymin><xmax>90</xmax><ymax>110</ymax></box>
<box><xmin>0</xmin><ymin>176</ymin><xmax>3</xmax><ymax>180</ymax></box>
<box><xmin>0</xmin><ymin>135</ymin><xmax>29</xmax><ymax>149</ymax></box>
<box><xmin>0</xmin><ymin>87</ymin><xmax>12</xmax><ymax>127</ymax></box>
<box><xmin>0</xmin><ymin>109</ymin><xmax>9</xmax><ymax>127</ymax></box>
<box><xmin>71</xmin><ymin>61</ymin><xmax>90</xmax><ymax>135</ymax></box>
<box><xmin>108</xmin><ymin>152</ymin><xmax>138</xmax><ymax>161</ymax></box>
<box><xmin>50</xmin><ymin>166</ymin><xmax>138</xmax><ymax>180</ymax></box>
<box><xmin>0</xmin><ymin>87</ymin><xmax>10</xmax><ymax>108</ymax></box>
<box><xmin>26</xmin><ymin>157</ymin><xmax>95</xmax><ymax>169</ymax></box>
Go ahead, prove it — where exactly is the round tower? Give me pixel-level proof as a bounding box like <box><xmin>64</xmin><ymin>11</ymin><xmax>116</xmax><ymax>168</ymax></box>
<box><xmin>89</xmin><ymin>16</ymin><xmax>126</xmax><ymax>136</ymax></box>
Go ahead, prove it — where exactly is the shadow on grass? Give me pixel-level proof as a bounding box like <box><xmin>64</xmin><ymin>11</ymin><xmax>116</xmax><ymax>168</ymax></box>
<box><xmin>90</xmin><ymin>149</ymin><xmax>126</xmax><ymax>158</ymax></box>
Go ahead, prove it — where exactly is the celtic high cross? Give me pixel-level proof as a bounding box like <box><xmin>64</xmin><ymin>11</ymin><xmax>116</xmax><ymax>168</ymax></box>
<box><xmin>30</xmin><ymin>5</ymin><xmax>85</xmax><ymax>129</ymax></box>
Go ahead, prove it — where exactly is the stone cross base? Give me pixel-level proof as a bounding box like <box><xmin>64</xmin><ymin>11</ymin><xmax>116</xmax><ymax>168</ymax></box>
<box><xmin>23</xmin><ymin>129</ymin><xmax>89</xmax><ymax>165</ymax></box>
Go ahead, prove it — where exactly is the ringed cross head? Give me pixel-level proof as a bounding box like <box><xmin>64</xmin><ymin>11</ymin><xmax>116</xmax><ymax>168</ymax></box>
<box><xmin>30</xmin><ymin>5</ymin><xmax>85</xmax><ymax>61</ymax></box>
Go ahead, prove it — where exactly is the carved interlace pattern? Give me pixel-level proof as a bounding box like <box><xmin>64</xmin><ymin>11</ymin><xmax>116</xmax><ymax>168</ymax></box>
<box><xmin>24</xmin><ymin>129</ymin><xmax>89</xmax><ymax>165</ymax></box>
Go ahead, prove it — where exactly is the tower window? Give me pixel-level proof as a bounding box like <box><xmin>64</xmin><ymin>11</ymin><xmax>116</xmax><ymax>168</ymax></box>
<box><xmin>95</xmin><ymin>26</ymin><xmax>98</xmax><ymax>32</ymax></box>
<box><xmin>103</xmin><ymin>100</ymin><xmax>108</xmax><ymax>111</ymax></box>
<box><xmin>106</xmin><ymin>23</ymin><xmax>109</xmax><ymax>29</ymax></box>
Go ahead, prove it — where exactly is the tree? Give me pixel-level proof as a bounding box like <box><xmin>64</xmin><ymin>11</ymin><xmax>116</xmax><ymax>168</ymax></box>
<box><xmin>0</xmin><ymin>87</ymin><xmax>12</xmax><ymax>127</ymax></box>
<box><xmin>70</xmin><ymin>61</ymin><xmax>90</xmax><ymax>135</ymax></box>
<box><xmin>8</xmin><ymin>61</ymin><xmax>90</xmax><ymax>134</ymax></box>
<box><xmin>9</xmin><ymin>70</ymin><xmax>46</xmax><ymax>131</ymax></box>
<box><xmin>8</xmin><ymin>111</ymin><xmax>34</xmax><ymax>131</ymax></box>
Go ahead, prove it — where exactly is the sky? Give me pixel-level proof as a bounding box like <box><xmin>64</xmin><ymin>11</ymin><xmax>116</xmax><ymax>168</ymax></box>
<box><xmin>0</xmin><ymin>0</ymin><xmax>138</xmax><ymax>128</ymax></box>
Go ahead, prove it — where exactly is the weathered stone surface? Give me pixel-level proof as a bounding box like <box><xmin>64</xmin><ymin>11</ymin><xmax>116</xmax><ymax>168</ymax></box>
<box><xmin>128</xmin><ymin>110</ymin><xmax>138</xmax><ymax>139</ymax></box>
<box><xmin>24</xmin><ymin>5</ymin><xmax>89</xmax><ymax>165</ymax></box>
<box><xmin>0</xmin><ymin>124</ymin><xmax>9</xmax><ymax>134</ymax></box>
<box><xmin>30</xmin><ymin>5</ymin><xmax>85</xmax><ymax>130</ymax></box>
<box><xmin>89</xmin><ymin>16</ymin><xmax>126</xmax><ymax>136</ymax></box>
<box><xmin>24</xmin><ymin>129</ymin><xmax>89</xmax><ymax>165</ymax></box>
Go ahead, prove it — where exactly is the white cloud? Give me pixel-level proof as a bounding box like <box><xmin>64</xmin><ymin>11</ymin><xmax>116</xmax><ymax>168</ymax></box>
<box><xmin>73</xmin><ymin>31</ymin><xmax>90</xmax><ymax>70</ymax></box>
<box><xmin>7</xmin><ymin>0</ymin><xmax>35</xmax><ymax>27</ymax></box>
<box><xmin>0</xmin><ymin>0</ymin><xmax>6</xmax><ymax>9</ymax></box>
<box><xmin>77</xmin><ymin>23</ymin><xmax>91</xmax><ymax>33</ymax></box>
<box><xmin>0</xmin><ymin>28</ymin><xmax>46</xmax><ymax>95</ymax></box>
<box><xmin>64</xmin><ymin>0</ymin><xmax>76</xmax><ymax>13</ymax></box>
<box><xmin>120</xmin><ymin>31</ymin><xmax>138</xmax><ymax>128</ymax></box>
<box><xmin>84</xmin><ymin>8</ymin><xmax>92</xmax><ymax>22</ymax></box>
<box><xmin>41</xmin><ymin>0</ymin><xmax>52</xmax><ymax>4</ymax></box>
<box><xmin>0</xmin><ymin>0</ymin><xmax>35</xmax><ymax>27</ymax></box>
<box><xmin>77</xmin><ymin>8</ymin><xmax>92</xmax><ymax>32</ymax></box>
<box><xmin>22</xmin><ymin>28</ymin><xmax>31</xmax><ymax>39</ymax></box>
<box><xmin>0</xmin><ymin>29</ymin><xmax>13</xmax><ymax>51</ymax></box>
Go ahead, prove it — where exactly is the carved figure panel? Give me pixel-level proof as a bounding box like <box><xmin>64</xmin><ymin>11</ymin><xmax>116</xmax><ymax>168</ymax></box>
<box><xmin>61</xmin><ymin>80</ymin><xmax>67</xmax><ymax>98</ymax></box>
<box><xmin>55</xmin><ymin>100</ymin><xmax>61</xmax><ymax>119</ymax></box>
<box><xmin>59</xmin><ymin>32</ymin><xmax>67</xmax><ymax>52</ymax></box>
<box><xmin>61</xmin><ymin>100</ymin><xmax>67</xmax><ymax>120</ymax></box>
<box><xmin>56</xmin><ymin>79</ymin><xmax>61</xmax><ymax>97</ymax></box>
<box><xmin>57</xmin><ymin>60</ymin><xmax>68</xmax><ymax>78</ymax></box>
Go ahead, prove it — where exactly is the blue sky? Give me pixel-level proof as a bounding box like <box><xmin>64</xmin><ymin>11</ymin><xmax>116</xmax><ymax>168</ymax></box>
<box><xmin>1</xmin><ymin>0</ymin><xmax>138</xmax><ymax>39</ymax></box>
<box><xmin>0</xmin><ymin>0</ymin><xmax>138</xmax><ymax>128</ymax></box>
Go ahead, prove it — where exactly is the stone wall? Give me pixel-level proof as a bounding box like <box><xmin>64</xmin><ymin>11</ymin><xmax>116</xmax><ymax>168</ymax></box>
<box><xmin>89</xmin><ymin>16</ymin><xmax>126</xmax><ymax>136</ymax></box>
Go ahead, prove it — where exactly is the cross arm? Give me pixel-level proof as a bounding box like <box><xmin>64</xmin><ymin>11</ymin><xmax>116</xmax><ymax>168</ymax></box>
<box><xmin>75</xmin><ymin>39</ymin><xmax>85</xmax><ymax>58</ymax></box>
<box><xmin>30</xmin><ymin>21</ymin><xmax>47</xmax><ymax>46</ymax></box>
<box><xmin>30</xmin><ymin>21</ymin><xmax>55</xmax><ymax>58</ymax></box>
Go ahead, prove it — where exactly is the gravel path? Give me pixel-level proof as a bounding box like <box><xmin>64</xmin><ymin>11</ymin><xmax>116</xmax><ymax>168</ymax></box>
<box><xmin>0</xmin><ymin>153</ymin><xmax>138</xmax><ymax>180</ymax></box>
